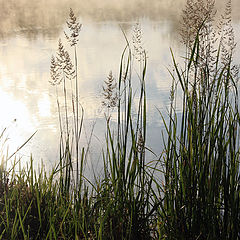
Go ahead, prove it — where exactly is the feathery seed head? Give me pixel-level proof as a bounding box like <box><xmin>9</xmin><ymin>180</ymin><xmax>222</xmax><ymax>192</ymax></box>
<box><xmin>102</xmin><ymin>71</ymin><xmax>118</xmax><ymax>110</ymax></box>
<box><xmin>64</xmin><ymin>8</ymin><xmax>82</xmax><ymax>47</ymax></box>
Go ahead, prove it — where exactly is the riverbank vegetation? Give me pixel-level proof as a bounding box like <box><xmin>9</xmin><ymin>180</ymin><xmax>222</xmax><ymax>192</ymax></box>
<box><xmin>0</xmin><ymin>0</ymin><xmax>239</xmax><ymax>239</ymax></box>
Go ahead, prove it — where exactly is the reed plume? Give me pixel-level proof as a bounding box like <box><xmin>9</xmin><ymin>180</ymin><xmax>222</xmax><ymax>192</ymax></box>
<box><xmin>56</xmin><ymin>39</ymin><xmax>75</xmax><ymax>80</ymax></box>
<box><xmin>49</xmin><ymin>55</ymin><xmax>60</xmax><ymax>86</ymax></box>
<box><xmin>64</xmin><ymin>8</ymin><xmax>82</xmax><ymax>47</ymax></box>
<box><xmin>102</xmin><ymin>71</ymin><xmax>118</xmax><ymax>111</ymax></box>
<box><xmin>132</xmin><ymin>22</ymin><xmax>145</xmax><ymax>63</ymax></box>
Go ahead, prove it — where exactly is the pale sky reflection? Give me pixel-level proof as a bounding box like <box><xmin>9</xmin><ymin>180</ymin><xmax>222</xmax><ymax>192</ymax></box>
<box><xmin>38</xmin><ymin>94</ymin><xmax>51</xmax><ymax>117</ymax></box>
<box><xmin>0</xmin><ymin>7</ymin><xmax>239</xmax><ymax>170</ymax></box>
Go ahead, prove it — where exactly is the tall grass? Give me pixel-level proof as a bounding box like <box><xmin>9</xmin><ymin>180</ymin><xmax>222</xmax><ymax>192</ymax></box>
<box><xmin>50</xmin><ymin>8</ymin><xmax>85</xmax><ymax>197</ymax></box>
<box><xmin>0</xmin><ymin>2</ymin><xmax>239</xmax><ymax>239</ymax></box>
<box><xmin>156</xmin><ymin>42</ymin><xmax>240</xmax><ymax>240</ymax></box>
<box><xmin>154</xmin><ymin>2</ymin><xmax>240</xmax><ymax>238</ymax></box>
<box><xmin>98</xmin><ymin>34</ymin><xmax>154</xmax><ymax>238</ymax></box>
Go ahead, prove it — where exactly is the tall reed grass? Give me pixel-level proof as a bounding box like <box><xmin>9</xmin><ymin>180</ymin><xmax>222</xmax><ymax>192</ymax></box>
<box><xmin>154</xmin><ymin>1</ymin><xmax>240</xmax><ymax>238</ymax></box>
<box><xmin>0</xmin><ymin>2</ymin><xmax>239</xmax><ymax>239</ymax></box>
<box><xmin>155</xmin><ymin>37</ymin><xmax>240</xmax><ymax>240</ymax></box>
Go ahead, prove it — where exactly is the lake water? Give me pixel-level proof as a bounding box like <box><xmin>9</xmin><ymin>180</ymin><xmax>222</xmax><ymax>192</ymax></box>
<box><xmin>0</xmin><ymin>0</ymin><xmax>240</xmax><ymax>172</ymax></box>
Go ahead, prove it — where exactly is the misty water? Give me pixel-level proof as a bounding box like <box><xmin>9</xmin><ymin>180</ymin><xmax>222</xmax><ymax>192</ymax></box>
<box><xmin>1</xmin><ymin>0</ymin><xmax>240</xmax><ymax>172</ymax></box>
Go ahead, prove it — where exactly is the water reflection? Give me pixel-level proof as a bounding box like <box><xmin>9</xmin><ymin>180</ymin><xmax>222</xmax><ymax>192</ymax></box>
<box><xmin>0</xmin><ymin>0</ymin><xmax>240</xmax><ymax>171</ymax></box>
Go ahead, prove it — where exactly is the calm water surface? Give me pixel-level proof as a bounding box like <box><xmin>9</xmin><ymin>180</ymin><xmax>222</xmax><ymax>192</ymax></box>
<box><xmin>0</xmin><ymin>0</ymin><xmax>240</xmax><ymax>171</ymax></box>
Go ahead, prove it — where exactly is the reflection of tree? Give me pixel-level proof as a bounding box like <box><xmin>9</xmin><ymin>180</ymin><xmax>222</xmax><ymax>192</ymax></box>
<box><xmin>0</xmin><ymin>0</ymin><xmax>182</xmax><ymax>39</ymax></box>
<box><xmin>0</xmin><ymin>0</ymin><xmax>69</xmax><ymax>39</ymax></box>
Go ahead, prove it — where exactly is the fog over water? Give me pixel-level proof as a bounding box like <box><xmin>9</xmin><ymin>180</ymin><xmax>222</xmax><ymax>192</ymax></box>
<box><xmin>1</xmin><ymin>0</ymin><xmax>240</xmax><ymax>37</ymax></box>
<box><xmin>0</xmin><ymin>0</ymin><xmax>240</xmax><ymax>171</ymax></box>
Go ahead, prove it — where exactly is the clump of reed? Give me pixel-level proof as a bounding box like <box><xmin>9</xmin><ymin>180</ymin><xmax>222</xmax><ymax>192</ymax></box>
<box><xmin>97</xmin><ymin>32</ymin><xmax>154</xmax><ymax>238</ymax></box>
<box><xmin>155</xmin><ymin>0</ymin><xmax>240</xmax><ymax>239</ymax></box>
<box><xmin>50</xmin><ymin>8</ymin><xmax>85</xmax><ymax>196</ymax></box>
